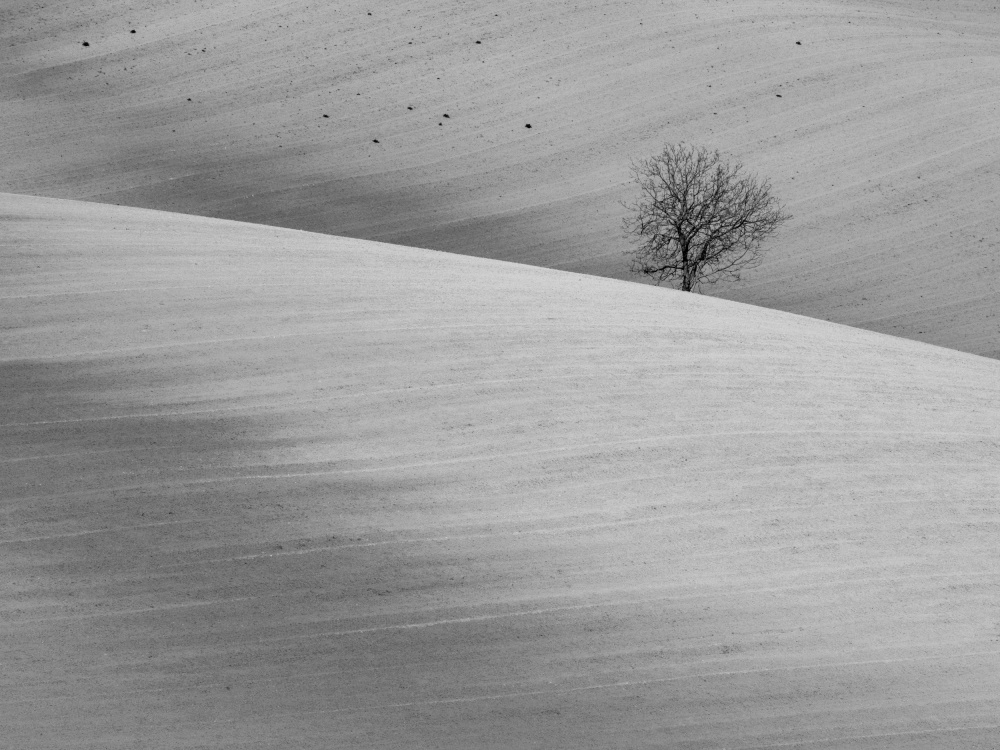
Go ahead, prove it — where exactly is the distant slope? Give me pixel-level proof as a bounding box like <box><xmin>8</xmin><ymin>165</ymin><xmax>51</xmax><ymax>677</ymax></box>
<box><xmin>2</xmin><ymin>0</ymin><xmax>1000</xmax><ymax>356</ymax></box>
<box><xmin>3</xmin><ymin>192</ymin><xmax>1000</xmax><ymax>749</ymax></box>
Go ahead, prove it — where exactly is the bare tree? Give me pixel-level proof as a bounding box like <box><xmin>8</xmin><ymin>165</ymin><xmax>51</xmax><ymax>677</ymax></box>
<box><xmin>622</xmin><ymin>143</ymin><xmax>790</xmax><ymax>292</ymax></box>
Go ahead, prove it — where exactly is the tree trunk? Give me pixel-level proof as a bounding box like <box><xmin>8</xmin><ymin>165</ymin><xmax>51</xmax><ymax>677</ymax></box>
<box><xmin>680</xmin><ymin>242</ymin><xmax>692</xmax><ymax>292</ymax></box>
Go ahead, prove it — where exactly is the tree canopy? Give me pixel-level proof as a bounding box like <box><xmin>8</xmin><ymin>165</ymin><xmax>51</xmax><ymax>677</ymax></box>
<box><xmin>622</xmin><ymin>143</ymin><xmax>790</xmax><ymax>292</ymax></box>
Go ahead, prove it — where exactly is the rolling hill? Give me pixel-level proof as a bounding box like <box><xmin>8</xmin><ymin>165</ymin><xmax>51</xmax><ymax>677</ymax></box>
<box><xmin>3</xmin><ymin>0</ymin><xmax>1000</xmax><ymax>356</ymax></box>
<box><xmin>4</xmin><ymin>191</ymin><xmax>1000</xmax><ymax>748</ymax></box>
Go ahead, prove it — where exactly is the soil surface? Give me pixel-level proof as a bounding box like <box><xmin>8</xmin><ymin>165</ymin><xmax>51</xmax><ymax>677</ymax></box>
<box><xmin>3</xmin><ymin>192</ymin><xmax>1000</xmax><ymax>748</ymax></box>
<box><xmin>2</xmin><ymin>0</ymin><xmax>999</xmax><ymax>355</ymax></box>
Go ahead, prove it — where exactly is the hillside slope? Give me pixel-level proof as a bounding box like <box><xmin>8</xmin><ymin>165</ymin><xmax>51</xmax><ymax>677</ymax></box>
<box><xmin>3</xmin><ymin>0</ymin><xmax>999</xmax><ymax>355</ymax></box>
<box><xmin>3</xmin><ymin>192</ymin><xmax>1000</xmax><ymax>748</ymax></box>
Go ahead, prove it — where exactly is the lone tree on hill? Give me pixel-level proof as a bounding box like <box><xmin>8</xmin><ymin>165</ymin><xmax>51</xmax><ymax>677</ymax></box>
<box><xmin>622</xmin><ymin>143</ymin><xmax>790</xmax><ymax>292</ymax></box>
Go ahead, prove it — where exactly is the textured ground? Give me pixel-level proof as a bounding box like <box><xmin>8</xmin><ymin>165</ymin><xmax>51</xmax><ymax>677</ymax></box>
<box><xmin>2</xmin><ymin>0</ymin><xmax>1000</xmax><ymax>356</ymax></box>
<box><xmin>4</xmin><ymin>192</ymin><xmax>1000</xmax><ymax>748</ymax></box>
